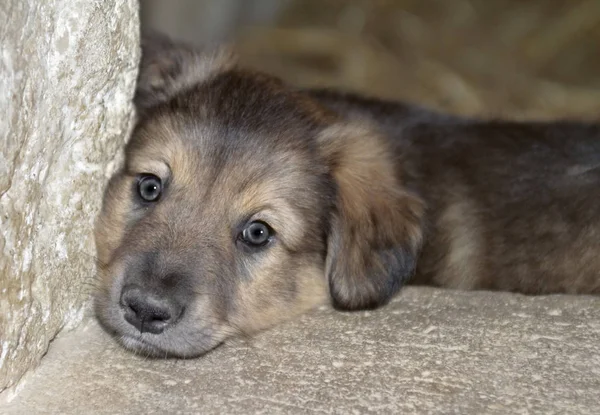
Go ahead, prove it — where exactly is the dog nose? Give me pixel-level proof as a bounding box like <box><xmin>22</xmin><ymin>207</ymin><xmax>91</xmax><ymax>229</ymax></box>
<box><xmin>120</xmin><ymin>285</ymin><xmax>182</xmax><ymax>334</ymax></box>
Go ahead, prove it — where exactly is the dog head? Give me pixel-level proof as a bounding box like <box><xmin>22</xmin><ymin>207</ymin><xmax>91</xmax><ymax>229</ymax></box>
<box><xmin>94</xmin><ymin>34</ymin><xmax>424</xmax><ymax>357</ymax></box>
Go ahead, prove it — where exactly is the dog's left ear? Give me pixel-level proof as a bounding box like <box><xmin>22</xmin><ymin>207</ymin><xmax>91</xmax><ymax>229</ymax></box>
<box><xmin>319</xmin><ymin>122</ymin><xmax>425</xmax><ymax>311</ymax></box>
<box><xmin>134</xmin><ymin>32</ymin><xmax>236</xmax><ymax>113</ymax></box>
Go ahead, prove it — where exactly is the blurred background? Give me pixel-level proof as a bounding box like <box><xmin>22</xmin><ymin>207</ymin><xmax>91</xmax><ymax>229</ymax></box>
<box><xmin>142</xmin><ymin>0</ymin><xmax>600</xmax><ymax>120</ymax></box>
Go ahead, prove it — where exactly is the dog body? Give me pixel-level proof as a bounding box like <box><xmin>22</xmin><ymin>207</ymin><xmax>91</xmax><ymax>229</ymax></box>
<box><xmin>310</xmin><ymin>90</ymin><xmax>600</xmax><ymax>295</ymax></box>
<box><xmin>94</xmin><ymin>35</ymin><xmax>600</xmax><ymax>358</ymax></box>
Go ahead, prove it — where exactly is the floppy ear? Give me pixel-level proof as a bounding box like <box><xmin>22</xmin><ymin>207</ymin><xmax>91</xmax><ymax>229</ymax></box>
<box><xmin>319</xmin><ymin>123</ymin><xmax>425</xmax><ymax>311</ymax></box>
<box><xmin>134</xmin><ymin>32</ymin><xmax>236</xmax><ymax>113</ymax></box>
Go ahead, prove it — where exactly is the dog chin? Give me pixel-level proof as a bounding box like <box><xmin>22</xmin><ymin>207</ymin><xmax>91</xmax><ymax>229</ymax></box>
<box><xmin>119</xmin><ymin>335</ymin><xmax>165</xmax><ymax>356</ymax></box>
<box><xmin>118</xmin><ymin>332</ymin><xmax>224</xmax><ymax>359</ymax></box>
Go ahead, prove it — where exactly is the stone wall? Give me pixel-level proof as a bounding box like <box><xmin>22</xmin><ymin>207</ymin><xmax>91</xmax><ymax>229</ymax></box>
<box><xmin>0</xmin><ymin>0</ymin><xmax>140</xmax><ymax>391</ymax></box>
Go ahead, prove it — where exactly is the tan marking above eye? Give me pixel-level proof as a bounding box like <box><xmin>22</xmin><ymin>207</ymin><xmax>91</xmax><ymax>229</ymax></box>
<box><xmin>245</xmin><ymin>209</ymin><xmax>277</xmax><ymax>231</ymax></box>
<box><xmin>128</xmin><ymin>159</ymin><xmax>171</xmax><ymax>181</ymax></box>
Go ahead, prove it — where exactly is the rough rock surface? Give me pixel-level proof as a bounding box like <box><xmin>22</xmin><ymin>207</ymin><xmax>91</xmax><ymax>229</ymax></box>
<box><xmin>2</xmin><ymin>287</ymin><xmax>599</xmax><ymax>414</ymax></box>
<box><xmin>0</xmin><ymin>0</ymin><xmax>139</xmax><ymax>391</ymax></box>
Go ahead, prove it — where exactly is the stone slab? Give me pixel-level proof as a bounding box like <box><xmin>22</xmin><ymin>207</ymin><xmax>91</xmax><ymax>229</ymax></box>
<box><xmin>3</xmin><ymin>287</ymin><xmax>599</xmax><ymax>414</ymax></box>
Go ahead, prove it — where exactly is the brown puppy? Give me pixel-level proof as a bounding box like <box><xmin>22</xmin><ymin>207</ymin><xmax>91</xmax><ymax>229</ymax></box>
<box><xmin>94</xmin><ymin>34</ymin><xmax>600</xmax><ymax>357</ymax></box>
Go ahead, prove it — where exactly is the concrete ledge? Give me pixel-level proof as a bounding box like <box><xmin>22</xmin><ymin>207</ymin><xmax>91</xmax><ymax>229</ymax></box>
<box><xmin>3</xmin><ymin>287</ymin><xmax>599</xmax><ymax>414</ymax></box>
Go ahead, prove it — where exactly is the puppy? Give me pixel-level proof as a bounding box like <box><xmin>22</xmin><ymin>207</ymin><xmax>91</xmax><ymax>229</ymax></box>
<box><xmin>94</xmin><ymin>34</ymin><xmax>600</xmax><ymax>357</ymax></box>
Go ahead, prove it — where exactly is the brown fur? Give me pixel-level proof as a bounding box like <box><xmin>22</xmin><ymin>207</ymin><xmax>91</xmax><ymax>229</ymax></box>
<box><xmin>94</xmin><ymin>33</ymin><xmax>600</xmax><ymax>358</ymax></box>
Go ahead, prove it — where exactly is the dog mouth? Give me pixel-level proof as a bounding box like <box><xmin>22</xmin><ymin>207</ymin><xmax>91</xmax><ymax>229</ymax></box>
<box><xmin>118</xmin><ymin>333</ymin><xmax>225</xmax><ymax>359</ymax></box>
<box><xmin>118</xmin><ymin>334</ymin><xmax>167</xmax><ymax>356</ymax></box>
<box><xmin>94</xmin><ymin>295</ymin><xmax>179</xmax><ymax>357</ymax></box>
<box><xmin>93</xmin><ymin>270</ymin><xmax>232</xmax><ymax>358</ymax></box>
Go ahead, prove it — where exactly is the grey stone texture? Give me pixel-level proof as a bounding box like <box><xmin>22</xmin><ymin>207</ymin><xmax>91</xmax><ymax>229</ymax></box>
<box><xmin>3</xmin><ymin>287</ymin><xmax>599</xmax><ymax>414</ymax></box>
<box><xmin>0</xmin><ymin>0</ymin><xmax>140</xmax><ymax>391</ymax></box>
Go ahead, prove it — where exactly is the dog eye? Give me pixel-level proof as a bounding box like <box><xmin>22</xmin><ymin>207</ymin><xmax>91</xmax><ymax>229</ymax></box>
<box><xmin>137</xmin><ymin>175</ymin><xmax>162</xmax><ymax>202</ymax></box>
<box><xmin>240</xmin><ymin>221</ymin><xmax>273</xmax><ymax>247</ymax></box>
